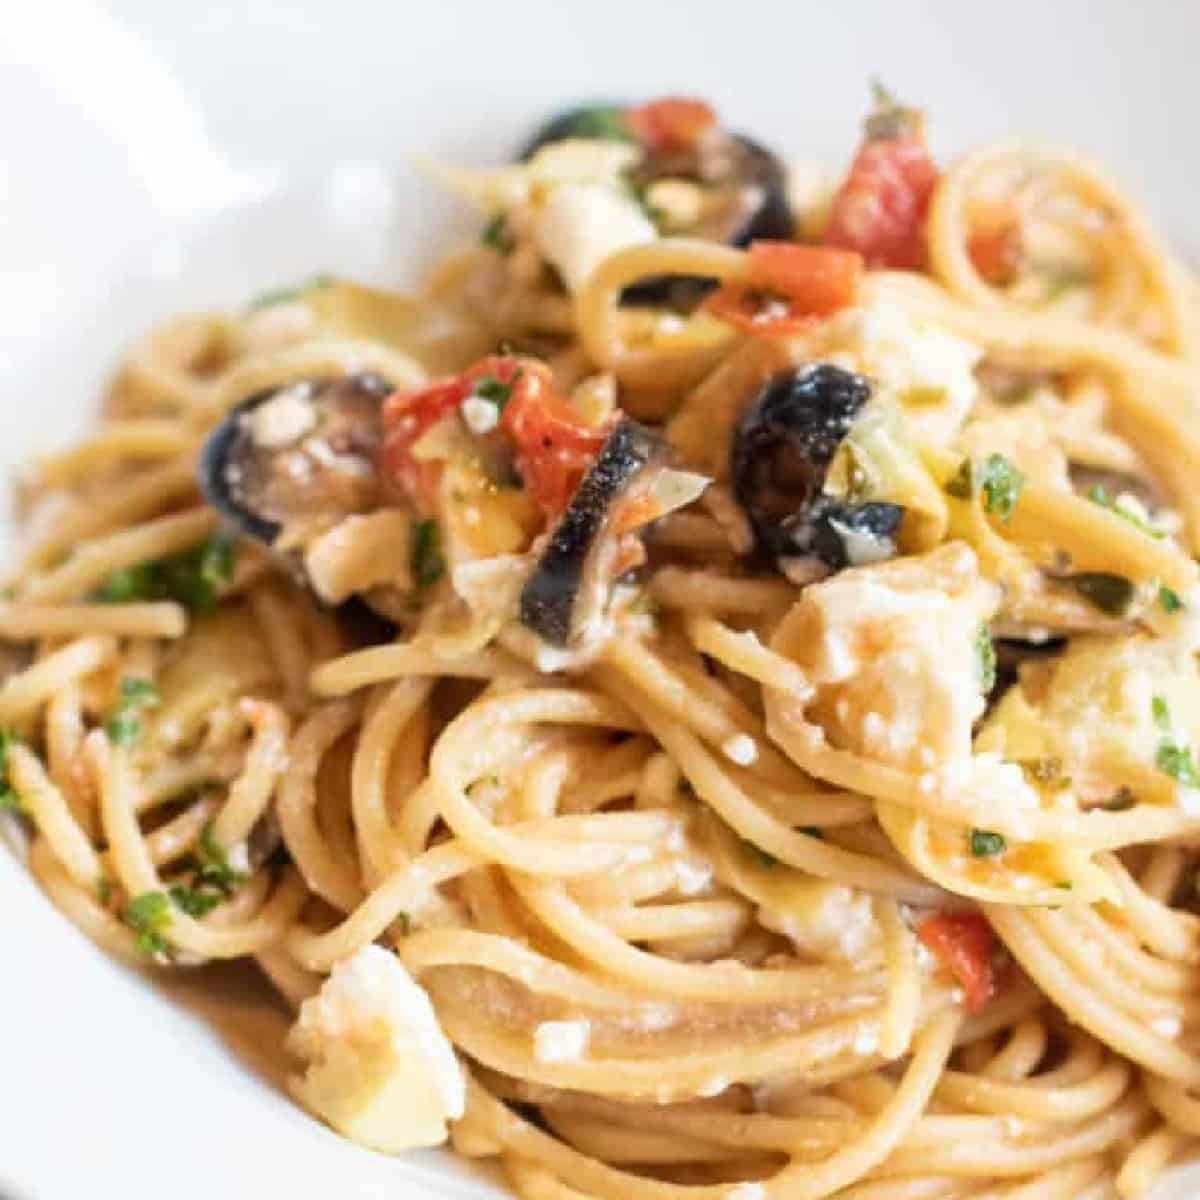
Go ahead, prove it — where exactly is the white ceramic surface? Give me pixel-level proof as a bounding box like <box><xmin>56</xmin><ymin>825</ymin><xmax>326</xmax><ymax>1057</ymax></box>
<box><xmin>3</xmin><ymin>3</ymin><xmax>1200</xmax><ymax>1197</ymax></box>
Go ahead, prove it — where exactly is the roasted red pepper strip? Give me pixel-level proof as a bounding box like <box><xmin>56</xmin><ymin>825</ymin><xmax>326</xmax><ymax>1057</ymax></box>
<box><xmin>381</xmin><ymin>378</ymin><xmax>468</xmax><ymax>511</ymax></box>
<box><xmin>625</xmin><ymin>97</ymin><xmax>717</xmax><ymax>153</ymax></box>
<box><xmin>917</xmin><ymin>911</ymin><xmax>997</xmax><ymax>1015</ymax></box>
<box><xmin>705</xmin><ymin>242</ymin><xmax>863</xmax><ymax>336</ymax></box>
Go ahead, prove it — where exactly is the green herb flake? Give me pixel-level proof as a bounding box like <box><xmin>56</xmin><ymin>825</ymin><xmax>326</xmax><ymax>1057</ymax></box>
<box><xmin>106</xmin><ymin>675</ymin><xmax>160</xmax><ymax>746</ymax></box>
<box><xmin>1054</xmin><ymin>880</ymin><xmax>1074</xmax><ymax>891</ymax></box>
<box><xmin>1086</xmin><ymin>484</ymin><xmax>1164</xmax><ymax>539</ymax></box>
<box><xmin>562</xmin><ymin>105</ymin><xmax>634</xmax><ymax>142</ymax></box>
<box><xmin>124</xmin><ymin>891</ymin><xmax>172</xmax><ymax>957</ymax></box>
<box><xmin>94</xmin><ymin>562</ymin><xmax>159</xmax><ymax>603</ymax></box>
<box><xmin>105</xmin><ymin>708</ymin><xmax>142</xmax><ymax>747</ymax></box>
<box><xmin>471</xmin><ymin>375</ymin><xmax>514</xmax><ymax>409</ymax></box>
<box><xmin>975</xmin><ymin>624</ymin><xmax>997</xmax><ymax>693</ymax></box>
<box><xmin>94</xmin><ymin>533</ymin><xmax>236</xmax><ymax>612</ymax></box>
<box><xmin>1157</xmin><ymin>742</ymin><xmax>1200</xmax><ymax>789</ymax></box>
<box><xmin>193</xmin><ymin>825</ymin><xmax>245</xmax><ymax>898</ymax></box>
<box><xmin>96</xmin><ymin>878</ymin><xmax>114</xmax><ymax>905</ymax></box>
<box><xmin>1152</xmin><ymin>695</ymin><xmax>1171</xmax><ymax>731</ymax></box>
<box><xmin>481</xmin><ymin>213</ymin><xmax>515</xmax><ymax>254</ymax></box>
<box><xmin>247</xmin><ymin>274</ymin><xmax>333</xmax><ymax>312</ymax></box>
<box><xmin>978</xmin><ymin>454</ymin><xmax>1025</xmax><ymax>521</ymax></box>
<box><xmin>410</xmin><ymin>519</ymin><xmax>445</xmax><ymax>590</ymax></box>
<box><xmin>969</xmin><ymin>829</ymin><xmax>1006</xmax><ymax>857</ymax></box>
<box><xmin>1159</xmin><ymin>586</ymin><xmax>1184</xmax><ymax>614</ymax></box>
<box><xmin>1066</xmin><ymin>572</ymin><xmax>1135</xmax><ymax>617</ymax></box>
<box><xmin>120</xmin><ymin>677</ymin><xmax>159</xmax><ymax>705</ymax></box>
<box><xmin>0</xmin><ymin>728</ymin><xmax>24</xmax><ymax>814</ymax></box>
<box><xmin>168</xmin><ymin>884</ymin><xmax>221</xmax><ymax>918</ymax></box>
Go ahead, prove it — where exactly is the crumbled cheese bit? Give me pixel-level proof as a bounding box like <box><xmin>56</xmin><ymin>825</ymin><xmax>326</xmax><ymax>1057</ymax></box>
<box><xmin>726</xmin><ymin>1184</ymin><xmax>767</xmax><ymax>1200</ymax></box>
<box><xmin>675</xmin><ymin>859</ymin><xmax>713</xmax><ymax>896</ymax></box>
<box><xmin>460</xmin><ymin>395</ymin><xmax>499</xmax><ymax>435</ymax></box>
<box><xmin>852</xmin><ymin>1028</ymin><xmax>879</xmax><ymax>1056</ymax></box>
<box><xmin>1151</xmin><ymin>1013</ymin><xmax>1182</xmax><ymax>1039</ymax></box>
<box><xmin>721</xmin><ymin>734</ymin><xmax>758</xmax><ymax>766</ymax></box>
<box><xmin>286</xmin><ymin>944</ymin><xmax>464</xmax><ymax>1153</ymax></box>
<box><xmin>534</xmin><ymin>1020</ymin><xmax>591</xmax><ymax>1064</ymax></box>
<box><xmin>245</xmin><ymin>382</ymin><xmax>316</xmax><ymax>449</ymax></box>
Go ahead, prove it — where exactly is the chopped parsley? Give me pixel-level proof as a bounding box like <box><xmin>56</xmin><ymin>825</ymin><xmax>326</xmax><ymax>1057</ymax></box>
<box><xmin>1159</xmin><ymin>586</ymin><xmax>1184</xmax><ymax>614</ymax></box>
<box><xmin>979</xmin><ymin>455</ymin><xmax>1025</xmax><ymax>520</ymax></box>
<box><xmin>481</xmin><ymin>213</ymin><xmax>514</xmax><ymax>254</ymax></box>
<box><xmin>0</xmin><ymin>728</ymin><xmax>23</xmax><ymax>815</ymax></box>
<box><xmin>1054</xmin><ymin>880</ymin><xmax>1074</xmax><ymax>891</ymax></box>
<box><xmin>124</xmin><ymin>891</ymin><xmax>172</xmax><ymax>957</ymax></box>
<box><xmin>976</xmin><ymin>625</ymin><xmax>997</xmax><ymax>693</ymax></box>
<box><xmin>559</xmin><ymin>105</ymin><xmax>634</xmax><ymax>142</ymax></box>
<box><xmin>96</xmin><ymin>878</ymin><xmax>114</xmax><ymax>906</ymax></box>
<box><xmin>168</xmin><ymin>884</ymin><xmax>221</xmax><ymax>918</ymax></box>
<box><xmin>969</xmin><ymin>829</ymin><xmax>1006</xmax><ymax>857</ymax></box>
<box><xmin>471</xmin><ymin>374</ymin><xmax>514</xmax><ymax>409</ymax></box>
<box><xmin>192</xmin><ymin>824</ymin><xmax>245</xmax><ymax>898</ymax></box>
<box><xmin>247</xmin><ymin>274</ymin><xmax>333</xmax><ymax>312</ymax></box>
<box><xmin>105</xmin><ymin>676</ymin><xmax>159</xmax><ymax>746</ymax></box>
<box><xmin>94</xmin><ymin>532</ymin><xmax>236</xmax><ymax>612</ymax></box>
<box><xmin>1086</xmin><ymin>484</ymin><xmax>1164</xmax><ymax>539</ymax></box>
<box><xmin>1151</xmin><ymin>697</ymin><xmax>1200</xmax><ymax>787</ymax></box>
<box><xmin>944</xmin><ymin>454</ymin><xmax>1025</xmax><ymax>521</ymax></box>
<box><xmin>1065</xmin><ymin>572</ymin><xmax>1135</xmax><ymax>617</ymax></box>
<box><xmin>410</xmin><ymin>519</ymin><xmax>445</xmax><ymax>590</ymax></box>
<box><xmin>1157</xmin><ymin>743</ymin><xmax>1200</xmax><ymax>788</ymax></box>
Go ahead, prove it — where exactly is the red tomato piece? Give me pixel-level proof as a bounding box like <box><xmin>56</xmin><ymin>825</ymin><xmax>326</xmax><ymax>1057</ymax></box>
<box><xmin>704</xmin><ymin>285</ymin><xmax>818</xmax><ymax>337</ymax></box>
<box><xmin>824</xmin><ymin>136</ymin><xmax>939</xmax><ymax>270</ymax></box>
<box><xmin>705</xmin><ymin>242</ymin><xmax>863</xmax><ymax>337</ymax></box>
<box><xmin>500</xmin><ymin>367</ymin><xmax>613</xmax><ymax>518</ymax></box>
<box><xmin>747</xmin><ymin>242</ymin><xmax>864</xmax><ymax>314</ymax></box>
<box><xmin>625</xmin><ymin>97</ymin><xmax>717</xmax><ymax>153</ymax></box>
<box><xmin>916</xmin><ymin>911</ymin><xmax>997</xmax><ymax>1015</ymax></box>
<box><xmin>381</xmin><ymin>378</ymin><xmax>467</xmax><ymax>510</ymax></box>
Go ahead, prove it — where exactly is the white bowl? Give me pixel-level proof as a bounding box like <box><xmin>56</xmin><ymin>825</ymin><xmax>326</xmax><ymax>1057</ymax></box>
<box><xmin>3</xmin><ymin>3</ymin><xmax>1200</xmax><ymax>1197</ymax></box>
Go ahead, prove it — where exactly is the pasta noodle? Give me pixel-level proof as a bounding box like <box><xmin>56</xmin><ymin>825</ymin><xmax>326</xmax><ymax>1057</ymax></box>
<box><xmin>6</xmin><ymin>90</ymin><xmax>1200</xmax><ymax>1198</ymax></box>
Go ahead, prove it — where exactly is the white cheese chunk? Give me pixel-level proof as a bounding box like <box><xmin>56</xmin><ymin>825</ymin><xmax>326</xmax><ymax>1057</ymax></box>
<box><xmin>287</xmin><ymin>944</ymin><xmax>464</xmax><ymax>1153</ymax></box>
<box><xmin>245</xmin><ymin>381</ymin><xmax>316</xmax><ymax>448</ymax></box>
<box><xmin>533</xmin><ymin>1019</ymin><xmax>591</xmax><ymax>1063</ymax></box>
<box><xmin>532</xmin><ymin>183</ymin><xmax>657</xmax><ymax>293</ymax></box>
<box><xmin>460</xmin><ymin>395</ymin><xmax>499</xmax><ymax>435</ymax></box>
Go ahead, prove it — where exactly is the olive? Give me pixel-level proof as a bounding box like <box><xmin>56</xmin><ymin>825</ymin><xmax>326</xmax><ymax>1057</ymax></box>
<box><xmin>520</xmin><ymin>419</ymin><xmax>665</xmax><ymax>646</ymax></box>
<box><xmin>199</xmin><ymin>373</ymin><xmax>392</xmax><ymax>551</ymax></box>
<box><xmin>731</xmin><ymin>364</ymin><xmax>904</xmax><ymax>570</ymax></box>
<box><xmin>519</xmin><ymin>102</ymin><xmax>793</xmax><ymax>305</ymax></box>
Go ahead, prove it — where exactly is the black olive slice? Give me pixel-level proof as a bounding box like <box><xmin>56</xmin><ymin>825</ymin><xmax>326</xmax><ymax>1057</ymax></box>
<box><xmin>199</xmin><ymin>373</ymin><xmax>392</xmax><ymax>550</ymax></box>
<box><xmin>520</xmin><ymin>419</ymin><xmax>664</xmax><ymax>645</ymax></box>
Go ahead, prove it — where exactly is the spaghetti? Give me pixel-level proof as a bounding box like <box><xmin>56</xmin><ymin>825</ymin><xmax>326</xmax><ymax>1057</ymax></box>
<box><xmin>6</xmin><ymin>89</ymin><xmax>1200</xmax><ymax>1198</ymax></box>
